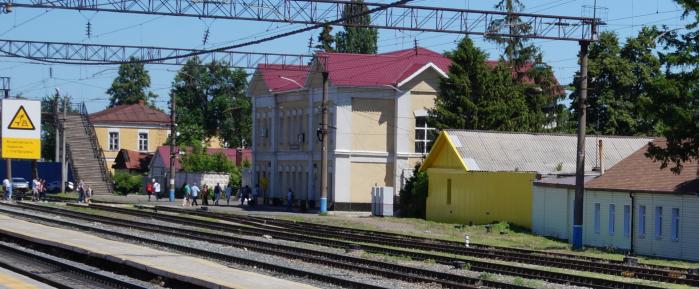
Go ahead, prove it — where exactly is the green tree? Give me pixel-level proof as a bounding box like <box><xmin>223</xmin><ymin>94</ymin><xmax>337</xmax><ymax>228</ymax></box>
<box><xmin>315</xmin><ymin>24</ymin><xmax>335</xmax><ymax>52</ymax></box>
<box><xmin>569</xmin><ymin>29</ymin><xmax>665</xmax><ymax>136</ymax></box>
<box><xmin>335</xmin><ymin>0</ymin><xmax>378</xmax><ymax>54</ymax></box>
<box><xmin>171</xmin><ymin>57</ymin><xmax>251</xmax><ymax>148</ymax></box>
<box><xmin>399</xmin><ymin>163</ymin><xmax>428</xmax><ymax>218</ymax></box>
<box><xmin>107</xmin><ymin>57</ymin><xmax>157</xmax><ymax>107</ymax></box>
<box><xmin>427</xmin><ymin>37</ymin><xmax>531</xmax><ymax>131</ymax></box>
<box><xmin>643</xmin><ymin>1</ymin><xmax>699</xmax><ymax>174</ymax></box>
<box><xmin>40</xmin><ymin>93</ymin><xmax>78</xmax><ymax>161</ymax></box>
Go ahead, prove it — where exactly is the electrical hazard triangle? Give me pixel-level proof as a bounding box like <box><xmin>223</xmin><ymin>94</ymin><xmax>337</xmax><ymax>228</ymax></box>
<box><xmin>7</xmin><ymin>105</ymin><xmax>35</xmax><ymax>130</ymax></box>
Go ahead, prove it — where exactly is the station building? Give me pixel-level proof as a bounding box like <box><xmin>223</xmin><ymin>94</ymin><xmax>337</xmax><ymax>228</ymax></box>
<box><xmin>249</xmin><ymin>47</ymin><xmax>450</xmax><ymax>210</ymax></box>
<box><xmin>89</xmin><ymin>100</ymin><xmax>170</xmax><ymax>172</ymax></box>
<box><xmin>420</xmin><ymin>130</ymin><xmax>651</xmax><ymax>228</ymax></box>
<box><xmin>532</xmin><ymin>139</ymin><xmax>699</xmax><ymax>261</ymax></box>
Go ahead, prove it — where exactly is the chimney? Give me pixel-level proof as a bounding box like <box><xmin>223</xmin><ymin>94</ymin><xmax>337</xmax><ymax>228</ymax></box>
<box><xmin>138</xmin><ymin>99</ymin><xmax>145</xmax><ymax>106</ymax></box>
<box><xmin>598</xmin><ymin>139</ymin><xmax>604</xmax><ymax>174</ymax></box>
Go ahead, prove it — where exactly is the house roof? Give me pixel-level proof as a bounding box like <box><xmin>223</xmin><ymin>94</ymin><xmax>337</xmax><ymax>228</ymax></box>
<box><xmin>256</xmin><ymin>64</ymin><xmax>310</xmax><ymax>93</ymax></box>
<box><xmin>586</xmin><ymin>140</ymin><xmax>699</xmax><ymax>194</ymax></box>
<box><xmin>90</xmin><ymin>101</ymin><xmax>169</xmax><ymax>125</ymax></box>
<box><xmin>154</xmin><ymin>146</ymin><xmax>250</xmax><ymax>170</ymax></box>
<box><xmin>425</xmin><ymin>130</ymin><xmax>653</xmax><ymax>175</ymax></box>
<box><xmin>113</xmin><ymin>149</ymin><xmax>153</xmax><ymax>170</ymax></box>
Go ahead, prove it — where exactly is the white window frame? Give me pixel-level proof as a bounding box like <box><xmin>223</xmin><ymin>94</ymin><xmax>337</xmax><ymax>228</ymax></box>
<box><xmin>594</xmin><ymin>203</ymin><xmax>601</xmax><ymax>234</ymax></box>
<box><xmin>608</xmin><ymin>204</ymin><xmax>616</xmax><ymax>236</ymax></box>
<box><xmin>138</xmin><ymin>130</ymin><xmax>149</xmax><ymax>152</ymax></box>
<box><xmin>655</xmin><ymin>206</ymin><xmax>663</xmax><ymax>239</ymax></box>
<box><xmin>671</xmin><ymin>208</ymin><xmax>680</xmax><ymax>241</ymax></box>
<box><xmin>414</xmin><ymin>116</ymin><xmax>435</xmax><ymax>154</ymax></box>
<box><xmin>639</xmin><ymin>205</ymin><xmax>646</xmax><ymax>237</ymax></box>
<box><xmin>623</xmin><ymin>205</ymin><xmax>631</xmax><ymax>237</ymax></box>
<box><xmin>108</xmin><ymin>129</ymin><xmax>120</xmax><ymax>151</ymax></box>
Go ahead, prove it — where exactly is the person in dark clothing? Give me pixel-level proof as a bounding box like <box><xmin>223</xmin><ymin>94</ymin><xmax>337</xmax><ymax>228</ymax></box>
<box><xmin>202</xmin><ymin>184</ymin><xmax>210</xmax><ymax>206</ymax></box>
<box><xmin>214</xmin><ymin>183</ymin><xmax>222</xmax><ymax>206</ymax></box>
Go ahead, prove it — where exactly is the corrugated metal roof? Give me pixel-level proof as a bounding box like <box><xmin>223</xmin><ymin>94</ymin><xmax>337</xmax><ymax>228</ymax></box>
<box><xmin>445</xmin><ymin>130</ymin><xmax>653</xmax><ymax>174</ymax></box>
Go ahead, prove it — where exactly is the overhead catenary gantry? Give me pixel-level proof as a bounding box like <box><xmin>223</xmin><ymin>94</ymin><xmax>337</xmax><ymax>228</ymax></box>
<box><xmin>0</xmin><ymin>39</ymin><xmax>313</xmax><ymax>69</ymax></box>
<box><xmin>3</xmin><ymin>0</ymin><xmax>600</xmax><ymax>41</ymax></box>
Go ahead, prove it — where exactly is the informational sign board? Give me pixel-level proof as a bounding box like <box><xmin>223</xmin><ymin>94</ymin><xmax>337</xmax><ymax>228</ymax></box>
<box><xmin>2</xmin><ymin>99</ymin><xmax>41</xmax><ymax>159</ymax></box>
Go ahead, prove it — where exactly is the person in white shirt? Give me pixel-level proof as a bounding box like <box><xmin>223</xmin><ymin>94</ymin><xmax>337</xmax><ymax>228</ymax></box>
<box><xmin>190</xmin><ymin>183</ymin><xmax>200</xmax><ymax>206</ymax></box>
<box><xmin>152</xmin><ymin>179</ymin><xmax>161</xmax><ymax>201</ymax></box>
<box><xmin>2</xmin><ymin>178</ymin><xmax>11</xmax><ymax>201</ymax></box>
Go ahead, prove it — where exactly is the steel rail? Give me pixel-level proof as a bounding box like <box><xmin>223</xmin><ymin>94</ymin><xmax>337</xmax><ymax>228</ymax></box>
<box><xmin>0</xmin><ymin>204</ymin><xmax>392</xmax><ymax>289</ymax></box>
<box><xmin>11</xmin><ymin>202</ymin><xmax>520</xmax><ymax>289</ymax></box>
<box><xmin>0</xmin><ymin>237</ymin><xmax>150</xmax><ymax>289</ymax></box>
<box><xmin>66</xmin><ymin>203</ymin><xmax>666</xmax><ymax>289</ymax></box>
<box><xmin>147</xmin><ymin>204</ymin><xmax>699</xmax><ymax>286</ymax></box>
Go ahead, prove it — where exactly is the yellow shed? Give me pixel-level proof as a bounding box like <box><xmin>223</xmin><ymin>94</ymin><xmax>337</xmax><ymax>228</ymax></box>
<box><xmin>420</xmin><ymin>130</ymin><xmax>655</xmax><ymax>229</ymax></box>
<box><xmin>420</xmin><ymin>131</ymin><xmax>535</xmax><ymax>227</ymax></box>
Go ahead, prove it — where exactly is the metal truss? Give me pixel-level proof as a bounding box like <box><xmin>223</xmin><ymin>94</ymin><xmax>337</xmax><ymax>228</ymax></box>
<box><xmin>4</xmin><ymin>0</ymin><xmax>601</xmax><ymax>41</ymax></box>
<box><xmin>0</xmin><ymin>39</ymin><xmax>313</xmax><ymax>69</ymax></box>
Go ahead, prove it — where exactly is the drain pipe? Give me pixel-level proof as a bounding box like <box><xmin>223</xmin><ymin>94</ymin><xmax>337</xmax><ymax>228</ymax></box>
<box><xmin>629</xmin><ymin>192</ymin><xmax>635</xmax><ymax>256</ymax></box>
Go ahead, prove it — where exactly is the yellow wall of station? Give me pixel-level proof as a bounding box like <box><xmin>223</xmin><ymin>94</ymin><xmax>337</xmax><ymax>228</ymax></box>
<box><xmin>351</xmin><ymin>98</ymin><xmax>395</xmax><ymax>152</ymax></box>
<box><xmin>426</xmin><ymin>170</ymin><xmax>536</xmax><ymax>228</ymax></box>
<box><xmin>349</xmin><ymin>162</ymin><xmax>394</xmax><ymax>203</ymax></box>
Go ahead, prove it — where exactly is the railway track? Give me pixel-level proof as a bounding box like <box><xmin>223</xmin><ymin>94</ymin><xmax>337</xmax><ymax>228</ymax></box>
<box><xmin>0</xmin><ymin>235</ymin><xmax>150</xmax><ymax>289</ymax></box>
<box><xmin>7</xmin><ymin>202</ymin><xmax>528</xmax><ymax>289</ymax></box>
<box><xmin>144</xmin><ymin>204</ymin><xmax>699</xmax><ymax>287</ymax></box>
<box><xmin>34</xmin><ymin>202</ymin><xmax>672</xmax><ymax>289</ymax></box>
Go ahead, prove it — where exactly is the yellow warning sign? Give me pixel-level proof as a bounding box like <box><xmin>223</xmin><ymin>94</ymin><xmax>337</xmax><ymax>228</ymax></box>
<box><xmin>7</xmin><ymin>105</ymin><xmax>35</xmax><ymax>130</ymax></box>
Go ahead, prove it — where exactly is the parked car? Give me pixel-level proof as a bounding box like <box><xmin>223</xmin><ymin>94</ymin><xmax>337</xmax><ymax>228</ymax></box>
<box><xmin>46</xmin><ymin>181</ymin><xmax>74</xmax><ymax>193</ymax></box>
<box><xmin>11</xmin><ymin>177</ymin><xmax>29</xmax><ymax>192</ymax></box>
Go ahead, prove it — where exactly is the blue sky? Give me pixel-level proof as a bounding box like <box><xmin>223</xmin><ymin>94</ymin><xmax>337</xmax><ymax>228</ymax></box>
<box><xmin>0</xmin><ymin>0</ymin><xmax>691</xmax><ymax>113</ymax></box>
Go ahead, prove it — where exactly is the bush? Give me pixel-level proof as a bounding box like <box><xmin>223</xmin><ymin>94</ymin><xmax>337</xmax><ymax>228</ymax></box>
<box><xmin>113</xmin><ymin>171</ymin><xmax>144</xmax><ymax>195</ymax></box>
<box><xmin>399</xmin><ymin>163</ymin><xmax>428</xmax><ymax>218</ymax></box>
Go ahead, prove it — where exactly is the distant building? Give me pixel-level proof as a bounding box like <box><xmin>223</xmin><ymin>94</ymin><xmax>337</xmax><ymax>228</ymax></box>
<box><xmin>420</xmin><ymin>130</ymin><xmax>652</xmax><ymax>228</ymax></box>
<box><xmin>112</xmin><ymin>149</ymin><xmax>153</xmax><ymax>173</ymax></box>
<box><xmin>148</xmin><ymin>146</ymin><xmax>251</xmax><ymax>181</ymax></box>
<box><xmin>532</xmin><ymin>139</ymin><xmax>699</xmax><ymax>261</ymax></box>
<box><xmin>249</xmin><ymin>47</ymin><xmax>452</xmax><ymax>210</ymax></box>
<box><xmin>89</xmin><ymin>100</ymin><xmax>170</xmax><ymax>172</ymax></box>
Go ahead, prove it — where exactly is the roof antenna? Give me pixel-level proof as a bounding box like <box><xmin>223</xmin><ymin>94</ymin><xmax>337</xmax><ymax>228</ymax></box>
<box><xmin>414</xmin><ymin>38</ymin><xmax>419</xmax><ymax>55</ymax></box>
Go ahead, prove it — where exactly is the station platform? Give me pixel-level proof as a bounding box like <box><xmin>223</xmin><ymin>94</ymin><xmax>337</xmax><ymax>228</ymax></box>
<box><xmin>0</xmin><ymin>214</ymin><xmax>318</xmax><ymax>289</ymax></box>
<box><xmin>0</xmin><ymin>267</ymin><xmax>56</xmax><ymax>289</ymax></box>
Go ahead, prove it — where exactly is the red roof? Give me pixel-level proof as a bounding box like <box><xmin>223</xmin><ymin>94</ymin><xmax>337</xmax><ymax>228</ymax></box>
<box><xmin>90</xmin><ymin>102</ymin><xmax>169</xmax><ymax>125</ymax></box>
<box><xmin>255</xmin><ymin>47</ymin><xmax>561</xmax><ymax>94</ymax></box>
<box><xmin>113</xmin><ymin>149</ymin><xmax>152</xmax><ymax>171</ymax></box>
<box><xmin>586</xmin><ymin>139</ymin><xmax>699</xmax><ymax>194</ymax></box>
<box><xmin>155</xmin><ymin>146</ymin><xmax>252</xmax><ymax>170</ymax></box>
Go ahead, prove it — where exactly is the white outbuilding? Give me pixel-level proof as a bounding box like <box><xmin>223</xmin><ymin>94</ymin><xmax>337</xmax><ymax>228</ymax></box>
<box><xmin>532</xmin><ymin>139</ymin><xmax>699</xmax><ymax>261</ymax></box>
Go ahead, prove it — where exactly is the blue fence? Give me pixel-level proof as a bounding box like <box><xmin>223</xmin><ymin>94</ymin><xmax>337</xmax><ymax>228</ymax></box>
<box><xmin>0</xmin><ymin>160</ymin><xmax>73</xmax><ymax>183</ymax></box>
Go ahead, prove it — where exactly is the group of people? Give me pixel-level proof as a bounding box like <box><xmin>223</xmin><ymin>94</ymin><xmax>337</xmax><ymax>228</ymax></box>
<box><xmin>77</xmin><ymin>179</ymin><xmax>93</xmax><ymax>204</ymax></box>
<box><xmin>180</xmin><ymin>182</ymin><xmax>234</xmax><ymax>207</ymax></box>
<box><xmin>1</xmin><ymin>177</ymin><xmax>49</xmax><ymax>202</ymax></box>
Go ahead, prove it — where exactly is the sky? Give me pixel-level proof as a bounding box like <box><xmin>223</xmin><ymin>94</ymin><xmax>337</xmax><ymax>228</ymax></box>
<box><xmin>0</xmin><ymin>0</ymin><xmax>692</xmax><ymax>113</ymax></box>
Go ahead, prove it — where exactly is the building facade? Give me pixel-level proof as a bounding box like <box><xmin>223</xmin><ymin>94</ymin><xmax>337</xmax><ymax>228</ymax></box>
<box><xmin>421</xmin><ymin>130</ymin><xmax>652</xmax><ymax>228</ymax></box>
<box><xmin>249</xmin><ymin>48</ymin><xmax>450</xmax><ymax>210</ymax></box>
<box><xmin>532</xmin><ymin>140</ymin><xmax>699</xmax><ymax>261</ymax></box>
<box><xmin>89</xmin><ymin>101</ymin><xmax>170</xmax><ymax>172</ymax></box>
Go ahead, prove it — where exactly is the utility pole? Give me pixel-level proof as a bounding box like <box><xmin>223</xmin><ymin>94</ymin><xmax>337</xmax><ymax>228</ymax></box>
<box><xmin>2</xmin><ymin>77</ymin><xmax>10</xmax><ymax>193</ymax></box>
<box><xmin>168</xmin><ymin>91</ymin><xmax>176</xmax><ymax>202</ymax></box>
<box><xmin>319</xmin><ymin>71</ymin><xmax>329</xmax><ymax>215</ymax></box>
<box><xmin>572</xmin><ymin>40</ymin><xmax>590</xmax><ymax>250</ymax></box>
<box><xmin>54</xmin><ymin>96</ymin><xmax>60</xmax><ymax>162</ymax></box>
<box><xmin>60</xmin><ymin>95</ymin><xmax>67</xmax><ymax>195</ymax></box>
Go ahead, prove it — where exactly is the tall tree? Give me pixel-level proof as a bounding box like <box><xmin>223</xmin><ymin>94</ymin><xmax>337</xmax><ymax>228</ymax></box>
<box><xmin>335</xmin><ymin>0</ymin><xmax>378</xmax><ymax>54</ymax></box>
<box><xmin>171</xmin><ymin>57</ymin><xmax>251</xmax><ymax>148</ymax></box>
<box><xmin>427</xmin><ymin>37</ymin><xmax>530</xmax><ymax>131</ymax></box>
<box><xmin>644</xmin><ymin>1</ymin><xmax>699</xmax><ymax>174</ymax></box>
<box><xmin>107</xmin><ymin>57</ymin><xmax>157</xmax><ymax>107</ymax></box>
<box><xmin>315</xmin><ymin>24</ymin><xmax>335</xmax><ymax>52</ymax></box>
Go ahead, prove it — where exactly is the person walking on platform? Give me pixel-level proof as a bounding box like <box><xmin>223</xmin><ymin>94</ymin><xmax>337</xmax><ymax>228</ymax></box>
<box><xmin>213</xmin><ymin>183</ymin><xmax>222</xmax><ymax>206</ymax></box>
<box><xmin>85</xmin><ymin>186</ymin><xmax>93</xmax><ymax>204</ymax></box>
<box><xmin>225</xmin><ymin>183</ymin><xmax>233</xmax><ymax>206</ymax></box>
<box><xmin>39</xmin><ymin>179</ymin><xmax>47</xmax><ymax>202</ymax></box>
<box><xmin>191</xmin><ymin>183</ymin><xmax>200</xmax><ymax>206</ymax></box>
<box><xmin>77</xmin><ymin>179</ymin><xmax>86</xmax><ymax>203</ymax></box>
<box><xmin>2</xmin><ymin>178</ymin><xmax>12</xmax><ymax>201</ymax></box>
<box><xmin>153</xmin><ymin>179</ymin><xmax>161</xmax><ymax>201</ymax></box>
<box><xmin>286</xmin><ymin>188</ymin><xmax>294</xmax><ymax>212</ymax></box>
<box><xmin>145</xmin><ymin>180</ymin><xmax>154</xmax><ymax>202</ymax></box>
<box><xmin>31</xmin><ymin>177</ymin><xmax>40</xmax><ymax>202</ymax></box>
<box><xmin>201</xmin><ymin>184</ymin><xmax>209</xmax><ymax>206</ymax></box>
<box><xmin>182</xmin><ymin>183</ymin><xmax>191</xmax><ymax>207</ymax></box>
